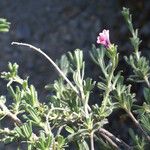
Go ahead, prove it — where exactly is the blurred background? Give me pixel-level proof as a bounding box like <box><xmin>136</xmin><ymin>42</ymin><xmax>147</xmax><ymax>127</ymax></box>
<box><xmin>0</xmin><ymin>0</ymin><xmax>150</xmax><ymax>149</ymax></box>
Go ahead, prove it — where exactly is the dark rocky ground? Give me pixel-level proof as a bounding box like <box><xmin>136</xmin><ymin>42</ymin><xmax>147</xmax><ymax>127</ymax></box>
<box><xmin>0</xmin><ymin>0</ymin><xmax>150</xmax><ymax>149</ymax></box>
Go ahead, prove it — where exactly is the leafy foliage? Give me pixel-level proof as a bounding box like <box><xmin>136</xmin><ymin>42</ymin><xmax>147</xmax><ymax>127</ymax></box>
<box><xmin>0</xmin><ymin>7</ymin><xmax>150</xmax><ymax>150</ymax></box>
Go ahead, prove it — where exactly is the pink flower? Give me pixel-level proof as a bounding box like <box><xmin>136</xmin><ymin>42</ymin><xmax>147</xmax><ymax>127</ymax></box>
<box><xmin>97</xmin><ymin>29</ymin><xmax>111</xmax><ymax>48</ymax></box>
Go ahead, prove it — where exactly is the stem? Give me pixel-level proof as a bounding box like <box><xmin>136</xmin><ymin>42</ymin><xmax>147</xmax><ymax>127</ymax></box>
<box><xmin>77</xmin><ymin>63</ymin><xmax>89</xmax><ymax>118</ymax></box>
<box><xmin>82</xmin><ymin>90</ymin><xmax>89</xmax><ymax>118</ymax></box>
<box><xmin>95</xmin><ymin>134</ymin><xmax>119</xmax><ymax>150</ymax></box>
<box><xmin>135</xmin><ymin>51</ymin><xmax>140</xmax><ymax>60</ymax></box>
<box><xmin>84</xmin><ymin>103</ymin><xmax>89</xmax><ymax>118</ymax></box>
<box><xmin>0</xmin><ymin>102</ymin><xmax>38</xmax><ymax>140</ymax></box>
<box><xmin>11</xmin><ymin>42</ymin><xmax>79</xmax><ymax>96</ymax></box>
<box><xmin>0</xmin><ymin>102</ymin><xmax>21</xmax><ymax>125</ymax></box>
<box><xmin>127</xmin><ymin>111</ymin><xmax>150</xmax><ymax>142</ymax></box>
<box><xmin>102</xmin><ymin>62</ymin><xmax>115</xmax><ymax>112</ymax></box>
<box><xmin>144</xmin><ymin>76</ymin><xmax>150</xmax><ymax>88</ymax></box>
<box><xmin>79</xmin><ymin>82</ymin><xmax>89</xmax><ymax>118</ymax></box>
<box><xmin>45</xmin><ymin>110</ymin><xmax>52</xmax><ymax>134</ymax></box>
<box><xmin>90</xmin><ymin>131</ymin><xmax>95</xmax><ymax>150</ymax></box>
<box><xmin>100</xmin><ymin>133</ymin><xmax>119</xmax><ymax>150</ymax></box>
<box><xmin>99</xmin><ymin>128</ymin><xmax>131</xmax><ymax>150</ymax></box>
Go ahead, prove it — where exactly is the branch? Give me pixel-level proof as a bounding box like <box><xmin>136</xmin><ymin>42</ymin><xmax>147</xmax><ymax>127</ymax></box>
<box><xmin>0</xmin><ymin>102</ymin><xmax>38</xmax><ymax>141</ymax></box>
<box><xmin>127</xmin><ymin>111</ymin><xmax>150</xmax><ymax>142</ymax></box>
<box><xmin>100</xmin><ymin>133</ymin><xmax>119</xmax><ymax>149</ymax></box>
<box><xmin>0</xmin><ymin>102</ymin><xmax>21</xmax><ymax>125</ymax></box>
<box><xmin>90</xmin><ymin>131</ymin><xmax>95</xmax><ymax>150</ymax></box>
<box><xmin>11</xmin><ymin>42</ymin><xmax>79</xmax><ymax>96</ymax></box>
<box><xmin>99</xmin><ymin>128</ymin><xmax>132</xmax><ymax>150</ymax></box>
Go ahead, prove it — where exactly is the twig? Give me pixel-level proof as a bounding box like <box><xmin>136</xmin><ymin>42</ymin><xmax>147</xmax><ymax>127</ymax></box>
<box><xmin>0</xmin><ymin>102</ymin><xmax>38</xmax><ymax>140</ymax></box>
<box><xmin>99</xmin><ymin>128</ymin><xmax>131</xmax><ymax>150</ymax></box>
<box><xmin>11</xmin><ymin>42</ymin><xmax>79</xmax><ymax>96</ymax></box>
<box><xmin>0</xmin><ymin>102</ymin><xmax>21</xmax><ymax>125</ymax></box>
<box><xmin>100</xmin><ymin>132</ymin><xmax>119</xmax><ymax>150</ymax></box>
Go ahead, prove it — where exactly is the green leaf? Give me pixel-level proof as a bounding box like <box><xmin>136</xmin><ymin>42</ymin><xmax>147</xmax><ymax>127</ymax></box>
<box><xmin>56</xmin><ymin>54</ymin><xmax>70</xmax><ymax>76</ymax></box>
<box><xmin>68</xmin><ymin>49</ymin><xmax>84</xmax><ymax>71</ymax></box>
<box><xmin>78</xmin><ymin>140</ymin><xmax>89</xmax><ymax>150</ymax></box>
<box><xmin>143</xmin><ymin>88</ymin><xmax>150</xmax><ymax>105</ymax></box>
<box><xmin>15</xmin><ymin>122</ymin><xmax>32</xmax><ymax>139</ymax></box>
<box><xmin>140</xmin><ymin>114</ymin><xmax>150</xmax><ymax>133</ymax></box>
<box><xmin>30</xmin><ymin>85</ymin><xmax>39</xmax><ymax>107</ymax></box>
<box><xmin>56</xmin><ymin>135</ymin><xmax>65</xmax><ymax>148</ymax></box>
<box><xmin>83</xmin><ymin>78</ymin><xmax>96</xmax><ymax>92</ymax></box>
<box><xmin>65</xmin><ymin>126</ymin><xmax>75</xmax><ymax>134</ymax></box>
<box><xmin>25</xmin><ymin>105</ymin><xmax>41</xmax><ymax>124</ymax></box>
<box><xmin>0</xmin><ymin>18</ymin><xmax>10</xmax><ymax>32</ymax></box>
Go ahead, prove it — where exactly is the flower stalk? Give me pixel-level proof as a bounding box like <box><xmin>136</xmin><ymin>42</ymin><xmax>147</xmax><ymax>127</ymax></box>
<box><xmin>97</xmin><ymin>30</ymin><xmax>118</xmax><ymax>112</ymax></box>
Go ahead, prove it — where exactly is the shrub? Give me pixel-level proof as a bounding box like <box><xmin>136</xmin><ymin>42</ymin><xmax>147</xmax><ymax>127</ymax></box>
<box><xmin>0</xmin><ymin>8</ymin><xmax>150</xmax><ymax>150</ymax></box>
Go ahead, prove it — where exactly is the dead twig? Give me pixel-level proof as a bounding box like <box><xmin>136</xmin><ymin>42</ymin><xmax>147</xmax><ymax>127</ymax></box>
<box><xmin>99</xmin><ymin>128</ymin><xmax>132</xmax><ymax>150</ymax></box>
